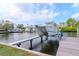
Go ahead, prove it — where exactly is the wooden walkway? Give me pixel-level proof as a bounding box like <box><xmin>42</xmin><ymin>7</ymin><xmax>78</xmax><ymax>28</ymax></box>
<box><xmin>56</xmin><ymin>37</ymin><xmax>79</xmax><ymax>56</ymax></box>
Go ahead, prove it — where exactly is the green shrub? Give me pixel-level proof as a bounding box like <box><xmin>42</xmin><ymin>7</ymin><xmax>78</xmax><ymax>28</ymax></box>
<box><xmin>61</xmin><ymin>26</ymin><xmax>77</xmax><ymax>32</ymax></box>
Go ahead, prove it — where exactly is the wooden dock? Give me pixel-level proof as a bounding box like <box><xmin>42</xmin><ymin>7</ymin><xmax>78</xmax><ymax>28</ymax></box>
<box><xmin>56</xmin><ymin>37</ymin><xmax>79</xmax><ymax>56</ymax></box>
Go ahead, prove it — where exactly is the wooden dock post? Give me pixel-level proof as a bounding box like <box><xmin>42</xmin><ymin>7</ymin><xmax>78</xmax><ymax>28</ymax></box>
<box><xmin>41</xmin><ymin>36</ymin><xmax>43</xmax><ymax>43</ymax></box>
<box><xmin>29</xmin><ymin>39</ymin><xmax>33</xmax><ymax>50</ymax></box>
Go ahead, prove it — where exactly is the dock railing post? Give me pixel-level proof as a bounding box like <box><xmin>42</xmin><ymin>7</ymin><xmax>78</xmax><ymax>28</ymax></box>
<box><xmin>41</xmin><ymin>36</ymin><xmax>43</xmax><ymax>43</ymax></box>
<box><xmin>29</xmin><ymin>39</ymin><xmax>33</xmax><ymax>50</ymax></box>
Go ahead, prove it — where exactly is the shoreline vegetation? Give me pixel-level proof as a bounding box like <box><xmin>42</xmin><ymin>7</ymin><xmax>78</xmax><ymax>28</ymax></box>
<box><xmin>0</xmin><ymin>18</ymin><xmax>79</xmax><ymax>33</ymax></box>
<box><xmin>61</xmin><ymin>26</ymin><xmax>77</xmax><ymax>32</ymax></box>
<box><xmin>60</xmin><ymin>18</ymin><xmax>78</xmax><ymax>32</ymax></box>
<box><xmin>0</xmin><ymin>20</ymin><xmax>34</xmax><ymax>34</ymax></box>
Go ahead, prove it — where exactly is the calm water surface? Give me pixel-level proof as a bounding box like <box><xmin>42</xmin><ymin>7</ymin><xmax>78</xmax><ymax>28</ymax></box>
<box><xmin>62</xmin><ymin>32</ymin><xmax>77</xmax><ymax>37</ymax></box>
<box><xmin>0</xmin><ymin>32</ymin><xmax>37</xmax><ymax>43</ymax></box>
<box><xmin>0</xmin><ymin>32</ymin><xmax>76</xmax><ymax>55</ymax></box>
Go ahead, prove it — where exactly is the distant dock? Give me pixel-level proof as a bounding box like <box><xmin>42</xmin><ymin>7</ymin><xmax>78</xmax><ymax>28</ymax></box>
<box><xmin>56</xmin><ymin>37</ymin><xmax>79</xmax><ymax>56</ymax></box>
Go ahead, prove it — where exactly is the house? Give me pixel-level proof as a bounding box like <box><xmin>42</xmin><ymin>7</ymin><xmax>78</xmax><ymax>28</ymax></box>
<box><xmin>26</xmin><ymin>24</ymin><xmax>35</xmax><ymax>32</ymax></box>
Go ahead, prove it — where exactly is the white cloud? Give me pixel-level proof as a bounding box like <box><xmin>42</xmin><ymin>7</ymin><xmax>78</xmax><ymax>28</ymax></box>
<box><xmin>9</xmin><ymin>4</ymin><xmax>59</xmax><ymax>21</ymax></box>
<box><xmin>35</xmin><ymin>9</ymin><xmax>59</xmax><ymax>22</ymax></box>
<box><xmin>71</xmin><ymin>13</ymin><xmax>79</xmax><ymax>19</ymax></box>
<box><xmin>0</xmin><ymin>4</ymin><xmax>37</xmax><ymax>21</ymax></box>
<box><xmin>0</xmin><ymin>3</ymin><xmax>59</xmax><ymax>24</ymax></box>
<box><xmin>72</xmin><ymin>3</ymin><xmax>79</xmax><ymax>7</ymax></box>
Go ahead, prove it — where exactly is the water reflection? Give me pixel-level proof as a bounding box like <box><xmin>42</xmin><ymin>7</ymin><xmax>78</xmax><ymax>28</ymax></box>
<box><xmin>41</xmin><ymin>40</ymin><xmax>59</xmax><ymax>56</ymax></box>
<box><xmin>0</xmin><ymin>34</ymin><xmax>9</xmax><ymax>40</ymax></box>
<box><xmin>0</xmin><ymin>33</ymin><xmax>38</xmax><ymax>43</ymax></box>
<box><xmin>63</xmin><ymin>32</ymin><xmax>77</xmax><ymax>37</ymax></box>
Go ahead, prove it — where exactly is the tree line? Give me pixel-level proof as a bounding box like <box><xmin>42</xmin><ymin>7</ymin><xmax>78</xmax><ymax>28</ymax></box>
<box><xmin>60</xmin><ymin>18</ymin><xmax>79</xmax><ymax>32</ymax></box>
<box><xmin>0</xmin><ymin>20</ymin><xmax>26</xmax><ymax>33</ymax></box>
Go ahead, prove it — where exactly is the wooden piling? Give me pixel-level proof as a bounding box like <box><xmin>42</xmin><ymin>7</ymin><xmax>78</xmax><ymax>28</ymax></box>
<box><xmin>29</xmin><ymin>39</ymin><xmax>33</xmax><ymax>50</ymax></box>
<box><xmin>41</xmin><ymin>36</ymin><xmax>43</xmax><ymax>43</ymax></box>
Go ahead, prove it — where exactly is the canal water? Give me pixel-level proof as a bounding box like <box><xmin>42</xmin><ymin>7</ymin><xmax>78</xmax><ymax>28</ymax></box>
<box><xmin>0</xmin><ymin>32</ymin><xmax>77</xmax><ymax>55</ymax></box>
<box><xmin>62</xmin><ymin>32</ymin><xmax>77</xmax><ymax>37</ymax></box>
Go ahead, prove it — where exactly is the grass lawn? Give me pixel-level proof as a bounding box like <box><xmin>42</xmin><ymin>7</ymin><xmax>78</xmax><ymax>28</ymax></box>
<box><xmin>0</xmin><ymin>44</ymin><xmax>38</xmax><ymax>56</ymax></box>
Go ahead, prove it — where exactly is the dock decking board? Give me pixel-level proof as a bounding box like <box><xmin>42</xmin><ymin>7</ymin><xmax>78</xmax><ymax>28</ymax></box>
<box><xmin>56</xmin><ymin>37</ymin><xmax>79</xmax><ymax>56</ymax></box>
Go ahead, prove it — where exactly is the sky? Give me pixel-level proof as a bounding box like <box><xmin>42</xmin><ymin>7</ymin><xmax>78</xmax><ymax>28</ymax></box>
<box><xmin>0</xmin><ymin>3</ymin><xmax>79</xmax><ymax>25</ymax></box>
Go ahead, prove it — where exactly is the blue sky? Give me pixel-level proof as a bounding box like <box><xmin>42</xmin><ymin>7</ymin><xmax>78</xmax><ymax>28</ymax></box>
<box><xmin>0</xmin><ymin>3</ymin><xmax>79</xmax><ymax>25</ymax></box>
